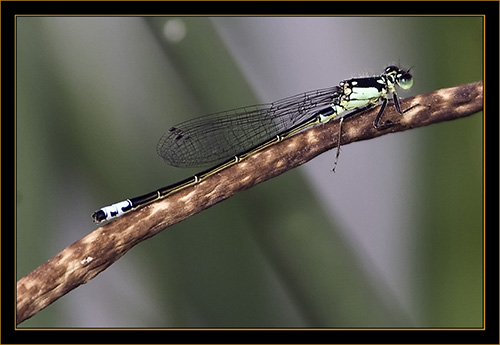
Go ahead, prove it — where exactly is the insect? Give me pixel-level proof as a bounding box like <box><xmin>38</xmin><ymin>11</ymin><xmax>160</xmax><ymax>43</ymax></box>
<box><xmin>92</xmin><ymin>66</ymin><xmax>413</xmax><ymax>223</ymax></box>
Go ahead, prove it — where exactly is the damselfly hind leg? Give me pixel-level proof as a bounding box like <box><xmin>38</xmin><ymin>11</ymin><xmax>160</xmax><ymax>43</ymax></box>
<box><xmin>332</xmin><ymin>117</ymin><xmax>344</xmax><ymax>173</ymax></box>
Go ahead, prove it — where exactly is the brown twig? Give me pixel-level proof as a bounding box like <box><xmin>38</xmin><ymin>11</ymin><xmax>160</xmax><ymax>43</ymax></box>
<box><xmin>16</xmin><ymin>81</ymin><xmax>483</xmax><ymax>325</ymax></box>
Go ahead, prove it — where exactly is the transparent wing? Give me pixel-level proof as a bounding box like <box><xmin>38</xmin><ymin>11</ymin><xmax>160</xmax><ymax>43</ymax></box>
<box><xmin>157</xmin><ymin>86</ymin><xmax>340</xmax><ymax>168</ymax></box>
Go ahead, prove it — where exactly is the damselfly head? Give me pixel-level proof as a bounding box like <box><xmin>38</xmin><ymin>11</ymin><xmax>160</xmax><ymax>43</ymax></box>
<box><xmin>383</xmin><ymin>66</ymin><xmax>414</xmax><ymax>90</ymax></box>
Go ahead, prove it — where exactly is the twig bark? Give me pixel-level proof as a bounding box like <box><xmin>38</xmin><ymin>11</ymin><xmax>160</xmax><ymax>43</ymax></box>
<box><xmin>16</xmin><ymin>81</ymin><xmax>483</xmax><ymax>325</ymax></box>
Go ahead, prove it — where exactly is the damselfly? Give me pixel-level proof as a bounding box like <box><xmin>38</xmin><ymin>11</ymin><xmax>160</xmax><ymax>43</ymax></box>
<box><xmin>92</xmin><ymin>65</ymin><xmax>413</xmax><ymax>223</ymax></box>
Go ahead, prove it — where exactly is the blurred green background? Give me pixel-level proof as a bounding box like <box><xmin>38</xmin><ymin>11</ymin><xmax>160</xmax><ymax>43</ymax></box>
<box><xmin>16</xmin><ymin>16</ymin><xmax>483</xmax><ymax>328</ymax></box>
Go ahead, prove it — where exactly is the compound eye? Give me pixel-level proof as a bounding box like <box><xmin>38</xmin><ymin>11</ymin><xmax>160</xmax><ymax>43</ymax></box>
<box><xmin>398</xmin><ymin>72</ymin><xmax>414</xmax><ymax>90</ymax></box>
